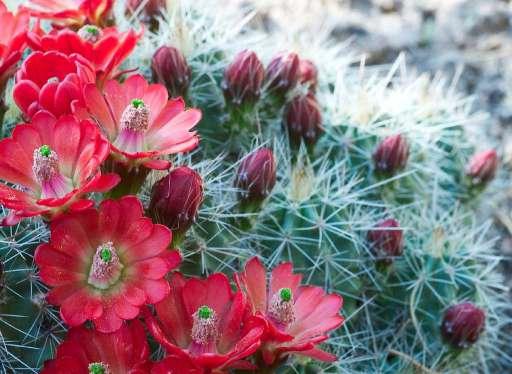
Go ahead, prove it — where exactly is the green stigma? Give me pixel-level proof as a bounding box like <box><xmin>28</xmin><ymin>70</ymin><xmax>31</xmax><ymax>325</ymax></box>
<box><xmin>39</xmin><ymin>145</ymin><xmax>51</xmax><ymax>157</ymax></box>
<box><xmin>88</xmin><ymin>362</ymin><xmax>106</xmax><ymax>374</ymax></box>
<box><xmin>132</xmin><ymin>98</ymin><xmax>145</xmax><ymax>108</ymax></box>
<box><xmin>100</xmin><ymin>247</ymin><xmax>112</xmax><ymax>263</ymax></box>
<box><xmin>280</xmin><ymin>288</ymin><xmax>292</xmax><ymax>302</ymax></box>
<box><xmin>86</xmin><ymin>26</ymin><xmax>100</xmax><ymax>35</ymax></box>
<box><xmin>198</xmin><ymin>305</ymin><xmax>213</xmax><ymax>319</ymax></box>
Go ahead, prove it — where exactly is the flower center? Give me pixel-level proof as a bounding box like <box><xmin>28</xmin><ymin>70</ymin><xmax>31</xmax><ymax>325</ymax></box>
<box><xmin>88</xmin><ymin>362</ymin><xmax>110</xmax><ymax>374</ymax></box>
<box><xmin>191</xmin><ymin>305</ymin><xmax>218</xmax><ymax>345</ymax></box>
<box><xmin>88</xmin><ymin>242</ymin><xmax>123</xmax><ymax>290</ymax></box>
<box><xmin>268</xmin><ymin>288</ymin><xmax>295</xmax><ymax>326</ymax></box>
<box><xmin>78</xmin><ymin>25</ymin><xmax>102</xmax><ymax>43</ymax></box>
<box><xmin>32</xmin><ymin>145</ymin><xmax>59</xmax><ymax>183</ymax></box>
<box><xmin>120</xmin><ymin>99</ymin><xmax>150</xmax><ymax>132</ymax></box>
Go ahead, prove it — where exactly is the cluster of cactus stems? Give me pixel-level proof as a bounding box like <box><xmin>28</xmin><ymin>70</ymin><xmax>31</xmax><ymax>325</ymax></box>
<box><xmin>0</xmin><ymin>0</ymin><xmax>511</xmax><ymax>372</ymax></box>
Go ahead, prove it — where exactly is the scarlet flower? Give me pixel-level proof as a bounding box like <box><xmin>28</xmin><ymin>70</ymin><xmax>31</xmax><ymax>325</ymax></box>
<box><xmin>0</xmin><ymin>111</ymin><xmax>119</xmax><ymax>226</ymax></box>
<box><xmin>144</xmin><ymin>272</ymin><xmax>266</xmax><ymax>372</ymax></box>
<box><xmin>13</xmin><ymin>51</ymin><xmax>95</xmax><ymax>119</ymax></box>
<box><xmin>41</xmin><ymin>320</ymin><xmax>151</xmax><ymax>373</ymax></box>
<box><xmin>0</xmin><ymin>2</ymin><xmax>29</xmax><ymax>95</ymax></box>
<box><xmin>466</xmin><ymin>149</ymin><xmax>498</xmax><ymax>185</ymax></box>
<box><xmin>235</xmin><ymin>257</ymin><xmax>344</xmax><ymax>365</ymax></box>
<box><xmin>35</xmin><ymin>196</ymin><xmax>181</xmax><ymax>332</ymax></box>
<box><xmin>76</xmin><ymin>74</ymin><xmax>200</xmax><ymax>170</ymax></box>
<box><xmin>151</xmin><ymin>356</ymin><xmax>204</xmax><ymax>374</ymax></box>
<box><xmin>27</xmin><ymin>26</ymin><xmax>140</xmax><ymax>87</ymax></box>
<box><xmin>22</xmin><ymin>0</ymin><xmax>113</xmax><ymax>27</ymax></box>
<box><xmin>441</xmin><ymin>302</ymin><xmax>485</xmax><ymax>349</ymax></box>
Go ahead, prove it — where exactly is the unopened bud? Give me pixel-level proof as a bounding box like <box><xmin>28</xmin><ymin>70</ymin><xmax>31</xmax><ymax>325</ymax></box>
<box><xmin>235</xmin><ymin>148</ymin><xmax>277</xmax><ymax>204</ymax></box>
<box><xmin>441</xmin><ymin>302</ymin><xmax>485</xmax><ymax>349</ymax></box>
<box><xmin>265</xmin><ymin>52</ymin><xmax>300</xmax><ymax>96</ymax></box>
<box><xmin>149</xmin><ymin>166</ymin><xmax>203</xmax><ymax>240</ymax></box>
<box><xmin>466</xmin><ymin>149</ymin><xmax>498</xmax><ymax>185</ymax></box>
<box><xmin>283</xmin><ymin>93</ymin><xmax>323</xmax><ymax>146</ymax></box>
<box><xmin>298</xmin><ymin>59</ymin><xmax>318</xmax><ymax>92</ymax></box>
<box><xmin>222</xmin><ymin>50</ymin><xmax>264</xmax><ymax>108</ymax></box>
<box><xmin>368</xmin><ymin>218</ymin><xmax>403</xmax><ymax>265</ymax></box>
<box><xmin>373</xmin><ymin>134</ymin><xmax>409</xmax><ymax>174</ymax></box>
<box><xmin>152</xmin><ymin>46</ymin><xmax>191</xmax><ymax>98</ymax></box>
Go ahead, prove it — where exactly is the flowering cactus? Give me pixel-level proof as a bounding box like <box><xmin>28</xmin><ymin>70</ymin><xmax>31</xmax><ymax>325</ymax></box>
<box><xmin>0</xmin><ymin>0</ymin><xmax>510</xmax><ymax>373</ymax></box>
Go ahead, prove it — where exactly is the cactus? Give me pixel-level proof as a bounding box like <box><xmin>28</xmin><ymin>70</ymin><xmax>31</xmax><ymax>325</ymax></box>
<box><xmin>0</xmin><ymin>0</ymin><xmax>511</xmax><ymax>372</ymax></box>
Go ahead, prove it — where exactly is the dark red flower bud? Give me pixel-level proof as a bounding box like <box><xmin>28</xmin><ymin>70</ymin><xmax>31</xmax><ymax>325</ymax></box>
<box><xmin>373</xmin><ymin>134</ymin><xmax>410</xmax><ymax>174</ymax></box>
<box><xmin>283</xmin><ymin>93</ymin><xmax>323</xmax><ymax>146</ymax></box>
<box><xmin>367</xmin><ymin>218</ymin><xmax>403</xmax><ymax>264</ymax></box>
<box><xmin>265</xmin><ymin>52</ymin><xmax>300</xmax><ymax>96</ymax></box>
<box><xmin>152</xmin><ymin>46</ymin><xmax>192</xmax><ymax>98</ymax></box>
<box><xmin>235</xmin><ymin>148</ymin><xmax>276</xmax><ymax>203</ymax></box>
<box><xmin>128</xmin><ymin>0</ymin><xmax>166</xmax><ymax>19</ymax></box>
<box><xmin>149</xmin><ymin>166</ymin><xmax>203</xmax><ymax>241</ymax></box>
<box><xmin>222</xmin><ymin>50</ymin><xmax>264</xmax><ymax>107</ymax></box>
<box><xmin>298</xmin><ymin>59</ymin><xmax>318</xmax><ymax>92</ymax></box>
<box><xmin>466</xmin><ymin>149</ymin><xmax>498</xmax><ymax>185</ymax></box>
<box><xmin>441</xmin><ymin>302</ymin><xmax>485</xmax><ymax>349</ymax></box>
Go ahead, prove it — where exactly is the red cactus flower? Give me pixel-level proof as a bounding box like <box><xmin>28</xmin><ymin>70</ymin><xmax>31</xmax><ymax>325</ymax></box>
<box><xmin>265</xmin><ymin>52</ymin><xmax>300</xmax><ymax>96</ymax></box>
<box><xmin>367</xmin><ymin>218</ymin><xmax>403</xmax><ymax>265</ymax></box>
<box><xmin>372</xmin><ymin>134</ymin><xmax>410</xmax><ymax>174</ymax></box>
<box><xmin>27</xmin><ymin>26</ymin><xmax>140</xmax><ymax>87</ymax></box>
<box><xmin>152</xmin><ymin>45</ymin><xmax>191</xmax><ymax>99</ymax></box>
<box><xmin>441</xmin><ymin>302</ymin><xmax>485</xmax><ymax>349</ymax></box>
<box><xmin>222</xmin><ymin>50</ymin><xmax>264</xmax><ymax>108</ymax></box>
<box><xmin>0</xmin><ymin>111</ymin><xmax>119</xmax><ymax>226</ymax></box>
<box><xmin>0</xmin><ymin>2</ymin><xmax>29</xmax><ymax>95</ymax></box>
<box><xmin>466</xmin><ymin>149</ymin><xmax>498</xmax><ymax>185</ymax></box>
<box><xmin>151</xmin><ymin>356</ymin><xmax>204</xmax><ymax>374</ymax></box>
<box><xmin>149</xmin><ymin>166</ymin><xmax>203</xmax><ymax>243</ymax></box>
<box><xmin>235</xmin><ymin>148</ymin><xmax>277</xmax><ymax>204</ymax></box>
<box><xmin>22</xmin><ymin>0</ymin><xmax>113</xmax><ymax>27</ymax></box>
<box><xmin>235</xmin><ymin>257</ymin><xmax>344</xmax><ymax>365</ymax></box>
<box><xmin>284</xmin><ymin>93</ymin><xmax>323</xmax><ymax>146</ymax></box>
<box><xmin>41</xmin><ymin>320</ymin><xmax>151</xmax><ymax>373</ymax></box>
<box><xmin>35</xmin><ymin>195</ymin><xmax>181</xmax><ymax>333</ymax></box>
<box><xmin>298</xmin><ymin>59</ymin><xmax>318</xmax><ymax>92</ymax></box>
<box><xmin>75</xmin><ymin>74</ymin><xmax>200</xmax><ymax>171</ymax></box>
<box><xmin>13</xmin><ymin>51</ymin><xmax>95</xmax><ymax>119</ymax></box>
<box><xmin>144</xmin><ymin>272</ymin><xmax>266</xmax><ymax>372</ymax></box>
